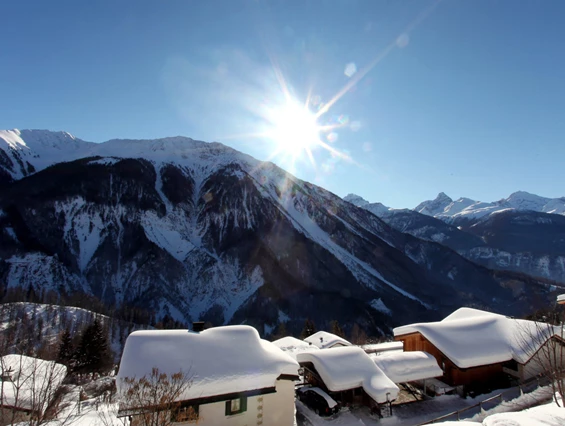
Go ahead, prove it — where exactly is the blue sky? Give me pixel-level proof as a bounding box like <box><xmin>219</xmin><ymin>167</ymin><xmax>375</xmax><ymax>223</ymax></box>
<box><xmin>1</xmin><ymin>0</ymin><xmax>564</xmax><ymax>208</ymax></box>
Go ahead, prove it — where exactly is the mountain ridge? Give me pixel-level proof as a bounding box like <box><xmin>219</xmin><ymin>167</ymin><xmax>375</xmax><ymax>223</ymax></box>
<box><xmin>0</xmin><ymin>129</ymin><xmax>557</xmax><ymax>335</ymax></box>
<box><xmin>345</xmin><ymin>193</ymin><xmax>565</xmax><ymax>284</ymax></box>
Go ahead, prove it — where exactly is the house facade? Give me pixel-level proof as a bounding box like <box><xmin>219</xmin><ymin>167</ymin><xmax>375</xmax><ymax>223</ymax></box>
<box><xmin>394</xmin><ymin>330</ymin><xmax>508</xmax><ymax>387</ymax></box>
<box><xmin>117</xmin><ymin>325</ymin><xmax>299</xmax><ymax>426</ymax></box>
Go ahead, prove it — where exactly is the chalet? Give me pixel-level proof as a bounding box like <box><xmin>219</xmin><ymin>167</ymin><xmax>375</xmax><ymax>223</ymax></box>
<box><xmin>0</xmin><ymin>355</ymin><xmax>67</xmax><ymax>424</ymax></box>
<box><xmin>394</xmin><ymin>308</ymin><xmax>564</xmax><ymax>390</ymax></box>
<box><xmin>296</xmin><ymin>346</ymin><xmax>399</xmax><ymax>412</ymax></box>
<box><xmin>117</xmin><ymin>325</ymin><xmax>299</xmax><ymax>426</ymax></box>
<box><xmin>304</xmin><ymin>331</ymin><xmax>352</xmax><ymax>349</ymax></box>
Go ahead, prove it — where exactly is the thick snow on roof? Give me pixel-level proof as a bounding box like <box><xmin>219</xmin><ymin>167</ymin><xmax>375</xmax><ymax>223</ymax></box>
<box><xmin>117</xmin><ymin>325</ymin><xmax>299</xmax><ymax>401</ymax></box>
<box><xmin>304</xmin><ymin>331</ymin><xmax>352</xmax><ymax>349</ymax></box>
<box><xmin>394</xmin><ymin>308</ymin><xmax>561</xmax><ymax>368</ymax></box>
<box><xmin>296</xmin><ymin>346</ymin><xmax>399</xmax><ymax>404</ymax></box>
<box><xmin>371</xmin><ymin>351</ymin><xmax>442</xmax><ymax>383</ymax></box>
<box><xmin>272</xmin><ymin>336</ymin><xmax>319</xmax><ymax>360</ymax></box>
<box><xmin>557</xmin><ymin>294</ymin><xmax>565</xmax><ymax>303</ymax></box>
<box><xmin>0</xmin><ymin>355</ymin><xmax>67</xmax><ymax>412</ymax></box>
<box><xmin>362</xmin><ymin>341</ymin><xmax>404</xmax><ymax>354</ymax></box>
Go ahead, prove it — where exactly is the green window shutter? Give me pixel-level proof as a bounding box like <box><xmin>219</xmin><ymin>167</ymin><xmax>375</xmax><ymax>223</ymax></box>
<box><xmin>241</xmin><ymin>397</ymin><xmax>247</xmax><ymax>413</ymax></box>
<box><xmin>225</xmin><ymin>400</ymin><xmax>231</xmax><ymax>416</ymax></box>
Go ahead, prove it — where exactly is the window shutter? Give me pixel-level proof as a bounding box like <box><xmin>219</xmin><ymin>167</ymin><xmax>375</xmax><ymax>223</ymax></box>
<box><xmin>241</xmin><ymin>396</ymin><xmax>247</xmax><ymax>413</ymax></box>
<box><xmin>225</xmin><ymin>400</ymin><xmax>231</xmax><ymax>416</ymax></box>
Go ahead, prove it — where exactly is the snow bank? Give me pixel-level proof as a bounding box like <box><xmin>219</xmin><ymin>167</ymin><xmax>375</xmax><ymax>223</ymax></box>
<box><xmin>296</xmin><ymin>346</ymin><xmax>399</xmax><ymax>404</ymax></box>
<box><xmin>272</xmin><ymin>336</ymin><xmax>319</xmax><ymax>360</ymax></box>
<box><xmin>117</xmin><ymin>325</ymin><xmax>299</xmax><ymax>401</ymax></box>
<box><xmin>372</xmin><ymin>351</ymin><xmax>442</xmax><ymax>383</ymax></box>
<box><xmin>394</xmin><ymin>307</ymin><xmax>561</xmax><ymax>368</ymax></box>
<box><xmin>481</xmin><ymin>398</ymin><xmax>565</xmax><ymax>426</ymax></box>
<box><xmin>304</xmin><ymin>331</ymin><xmax>352</xmax><ymax>349</ymax></box>
<box><xmin>1</xmin><ymin>355</ymin><xmax>67</xmax><ymax>413</ymax></box>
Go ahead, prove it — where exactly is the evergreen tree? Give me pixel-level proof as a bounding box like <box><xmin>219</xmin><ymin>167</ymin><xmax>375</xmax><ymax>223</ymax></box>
<box><xmin>75</xmin><ymin>319</ymin><xmax>113</xmax><ymax>374</ymax></box>
<box><xmin>57</xmin><ymin>328</ymin><xmax>74</xmax><ymax>368</ymax></box>
<box><xmin>329</xmin><ymin>320</ymin><xmax>345</xmax><ymax>338</ymax></box>
<box><xmin>271</xmin><ymin>322</ymin><xmax>288</xmax><ymax>340</ymax></box>
<box><xmin>300</xmin><ymin>318</ymin><xmax>317</xmax><ymax>339</ymax></box>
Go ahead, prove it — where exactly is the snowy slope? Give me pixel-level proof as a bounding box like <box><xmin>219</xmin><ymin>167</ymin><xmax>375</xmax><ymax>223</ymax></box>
<box><xmin>0</xmin><ymin>302</ymin><xmax>150</xmax><ymax>358</ymax></box>
<box><xmin>0</xmin><ymin>129</ymin><xmax>96</xmax><ymax>181</ymax></box>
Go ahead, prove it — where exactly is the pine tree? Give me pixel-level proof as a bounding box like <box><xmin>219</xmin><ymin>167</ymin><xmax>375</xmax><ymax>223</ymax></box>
<box><xmin>271</xmin><ymin>322</ymin><xmax>288</xmax><ymax>340</ymax></box>
<box><xmin>300</xmin><ymin>318</ymin><xmax>317</xmax><ymax>339</ymax></box>
<box><xmin>75</xmin><ymin>319</ymin><xmax>113</xmax><ymax>374</ymax></box>
<box><xmin>329</xmin><ymin>320</ymin><xmax>345</xmax><ymax>338</ymax></box>
<box><xmin>57</xmin><ymin>328</ymin><xmax>74</xmax><ymax>368</ymax></box>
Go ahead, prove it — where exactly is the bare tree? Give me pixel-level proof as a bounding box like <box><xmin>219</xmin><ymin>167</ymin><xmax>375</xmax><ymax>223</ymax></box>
<box><xmin>116</xmin><ymin>368</ymin><xmax>194</xmax><ymax>426</ymax></box>
<box><xmin>516</xmin><ymin>318</ymin><xmax>565</xmax><ymax>406</ymax></box>
<box><xmin>0</xmin><ymin>354</ymin><xmax>82</xmax><ymax>425</ymax></box>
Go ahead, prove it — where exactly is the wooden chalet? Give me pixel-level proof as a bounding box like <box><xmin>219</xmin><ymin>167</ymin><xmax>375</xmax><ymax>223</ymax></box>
<box><xmin>394</xmin><ymin>308</ymin><xmax>564</xmax><ymax>391</ymax></box>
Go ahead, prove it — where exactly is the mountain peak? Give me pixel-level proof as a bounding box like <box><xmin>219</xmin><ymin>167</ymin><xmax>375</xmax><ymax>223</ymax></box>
<box><xmin>414</xmin><ymin>192</ymin><xmax>453</xmax><ymax>217</ymax></box>
<box><xmin>343</xmin><ymin>193</ymin><xmax>370</xmax><ymax>207</ymax></box>
<box><xmin>435</xmin><ymin>192</ymin><xmax>452</xmax><ymax>203</ymax></box>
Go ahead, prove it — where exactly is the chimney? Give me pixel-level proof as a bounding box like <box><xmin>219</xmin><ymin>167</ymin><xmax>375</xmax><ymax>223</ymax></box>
<box><xmin>192</xmin><ymin>321</ymin><xmax>205</xmax><ymax>332</ymax></box>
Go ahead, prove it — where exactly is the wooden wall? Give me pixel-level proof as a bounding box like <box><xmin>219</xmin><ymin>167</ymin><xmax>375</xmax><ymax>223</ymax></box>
<box><xmin>395</xmin><ymin>332</ymin><xmax>505</xmax><ymax>387</ymax></box>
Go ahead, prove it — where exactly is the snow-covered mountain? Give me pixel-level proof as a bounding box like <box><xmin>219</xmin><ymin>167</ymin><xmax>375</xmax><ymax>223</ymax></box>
<box><xmin>415</xmin><ymin>191</ymin><xmax>565</xmax><ymax>221</ymax></box>
<box><xmin>0</xmin><ymin>130</ymin><xmax>557</xmax><ymax>335</ymax></box>
<box><xmin>343</xmin><ymin>194</ymin><xmax>398</xmax><ymax>218</ymax></box>
<box><xmin>414</xmin><ymin>192</ymin><xmax>454</xmax><ymax>217</ymax></box>
<box><xmin>346</xmin><ymin>192</ymin><xmax>565</xmax><ymax>284</ymax></box>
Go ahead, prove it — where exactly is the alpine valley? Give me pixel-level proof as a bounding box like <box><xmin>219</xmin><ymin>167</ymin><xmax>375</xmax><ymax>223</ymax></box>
<box><xmin>0</xmin><ymin>129</ymin><xmax>560</xmax><ymax>336</ymax></box>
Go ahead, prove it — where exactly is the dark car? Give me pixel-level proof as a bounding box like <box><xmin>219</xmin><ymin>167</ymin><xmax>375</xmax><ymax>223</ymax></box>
<box><xmin>297</xmin><ymin>386</ymin><xmax>340</xmax><ymax>416</ymax></box>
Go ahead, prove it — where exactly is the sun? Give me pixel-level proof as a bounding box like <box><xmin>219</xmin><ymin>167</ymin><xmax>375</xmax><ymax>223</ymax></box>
<box><xmin>268</xmin><ymin>101</ymin><xmax>321</xmax><ymax>158</ymax></box>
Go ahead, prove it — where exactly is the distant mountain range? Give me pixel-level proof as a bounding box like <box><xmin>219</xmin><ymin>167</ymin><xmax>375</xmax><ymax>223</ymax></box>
<box><xmin>0</xmin><ymin>129</ymin><xmax>559</xmax><ymax>337</ymax></box>
<box><xmin>345</xmin><ymin>191</ymin><xmax>565</xmax><ymax>285</ymax></box>
<box><xmin>414</xmin><ymin>191</ymin><xmax>565</xmax><ymax>220</ymax></box>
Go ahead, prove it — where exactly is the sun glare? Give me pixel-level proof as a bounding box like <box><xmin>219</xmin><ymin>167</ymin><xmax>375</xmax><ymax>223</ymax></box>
<box><xmin>269</xmin><ymin>101</ymin><xmax>321</xmax><ymax>158</ymax></box>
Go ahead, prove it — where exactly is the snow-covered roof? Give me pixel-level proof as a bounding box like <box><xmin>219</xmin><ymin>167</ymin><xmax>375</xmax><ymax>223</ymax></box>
<box><xmin>557</xmin><ymin>294</ymin><xmax>565</xmax><ymax>303</ymax></box>
<box><xmin>296</xmin><ymin>346</ymin><xmax>399</xmax><ymax>404</ymax></box>
<box><xmin>117</xmin><ymin>325</ymin><xmax>299</xmax><ymax>401</ymax></box>
<box><xmin>304</xmin><ymin>331</ymin><xmax>352</xmax><ymax>349</ymax></box>
<box><xmin>394</xmin><ymin>308</ymin><xmax>561</xmax><ymax>368</ymax></box>
<box><xmin>298</xmin><ymin>386</ymin><xmax>338</xmax><ymax>409</ymax></box>
<box><xmin>371</xmin><ymin>351</ymin><xmax>443</xmax><ymax>383</ymax></box>
<box><xmin>272</xmin><ymin>336</ymin><xmax>319</xmax><ymax>360</ymax></box>
<box><xmin>362</xmin><ymin>341</ymin><xmax>404</xmax><ymax>354</ymax></box>
<box><xmin>0</xmin><ymin>355</ymin><xmax>67</xmax><ymax>412</ymax></box>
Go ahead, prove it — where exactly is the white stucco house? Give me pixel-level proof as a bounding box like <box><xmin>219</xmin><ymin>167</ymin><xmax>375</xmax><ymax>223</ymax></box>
<box><xmin>117</xmin><ymin>324</ymin><xmax>299</xmax><ymax>425</ymax></box>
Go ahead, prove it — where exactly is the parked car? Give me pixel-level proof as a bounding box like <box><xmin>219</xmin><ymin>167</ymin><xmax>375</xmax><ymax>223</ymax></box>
<box><xmin>297</xmin><ymin>386</ymin><xmax>339</xmax><ymax>416</ymax></box>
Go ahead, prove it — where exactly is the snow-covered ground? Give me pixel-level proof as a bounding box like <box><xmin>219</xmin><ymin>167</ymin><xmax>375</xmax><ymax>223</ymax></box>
<box><xmin>296</xmin><ymin>384</ymin><xmax>559</xmax><ymax>426</ymax></box>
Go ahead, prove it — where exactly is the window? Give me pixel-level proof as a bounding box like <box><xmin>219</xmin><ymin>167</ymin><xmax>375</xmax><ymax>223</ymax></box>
<box><xmin>225</xmin><ymin>397</ymin><xmax>247</xmax><ymax>416</ymax></box>
<box><xmin>171</xmin><ymin>405</ymin><xmax>199</xmax><ymax>423</ymax></box>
